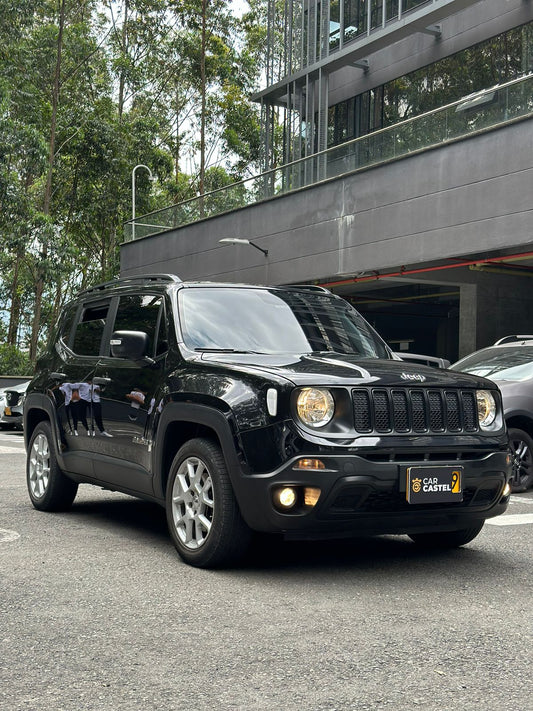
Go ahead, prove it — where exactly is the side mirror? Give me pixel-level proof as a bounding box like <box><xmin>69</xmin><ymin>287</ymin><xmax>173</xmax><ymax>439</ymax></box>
<box><xmin>110</xmin><ymin>330</ymin><xmax>152</xmax><ymax>362</ymax></box>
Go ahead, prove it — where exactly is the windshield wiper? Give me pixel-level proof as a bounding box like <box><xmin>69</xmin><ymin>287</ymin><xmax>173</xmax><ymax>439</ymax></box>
<box><xmin>194</xmin><ymin>347</ymin><xmax>262</xmax><ymax>354</ymax></box>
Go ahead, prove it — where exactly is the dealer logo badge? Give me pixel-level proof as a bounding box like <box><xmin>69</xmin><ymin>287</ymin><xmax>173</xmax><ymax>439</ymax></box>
<box><xmin>411</xmin><ymin>477</ymin><xmax>422</xmax><ymax>493</ymax></box>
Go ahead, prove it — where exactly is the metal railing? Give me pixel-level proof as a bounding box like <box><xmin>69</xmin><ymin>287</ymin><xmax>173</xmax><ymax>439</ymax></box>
<box><xmin>124</xmin><ymin>73</ymin><xmax>533</xmax><ymax>241</ymax></box>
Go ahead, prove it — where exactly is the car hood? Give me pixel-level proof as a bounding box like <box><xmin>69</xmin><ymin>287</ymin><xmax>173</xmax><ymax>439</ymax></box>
<box><xmin>199</xmin><ymin>352</ymin><xmax>493</xmax><ymax>388</ymax></box>
<box><xmin>5</xmin><ymin>381</ymin><xmax>29</xmax><ymax>394</ymax></box>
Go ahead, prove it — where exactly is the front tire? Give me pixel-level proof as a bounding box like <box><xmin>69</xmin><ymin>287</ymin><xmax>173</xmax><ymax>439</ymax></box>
<box><xmin>27</xmin><ymin>421</ymin><xmax>78</xmax><ymax>511</ymax></box>
<box><xmin>508</xmin><ymin>427</ymin><xmax>533</xmax><ymax>492</ymax></box>
<box><xmin>165</xmin><ymin>438</ymin><xmax>251</xmax><ymax>568</ymax></box>
<box><xmin>408</xmin><ymin>521</ymin><xmax>484</xmax><ymax>549</ymax></box>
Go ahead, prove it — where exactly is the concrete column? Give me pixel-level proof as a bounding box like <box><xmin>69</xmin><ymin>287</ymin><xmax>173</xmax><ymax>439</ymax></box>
<box><xmin>458</xmin><ymin>284</ymin><xmax>477</xmax><ymax>358</ymax></box>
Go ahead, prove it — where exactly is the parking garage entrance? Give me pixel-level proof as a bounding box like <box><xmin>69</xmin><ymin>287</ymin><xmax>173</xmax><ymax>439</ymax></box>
<box><xmin>319</xmin><ymin>252</ymin><xmax>533</xmax><ymax>364</ymax></box>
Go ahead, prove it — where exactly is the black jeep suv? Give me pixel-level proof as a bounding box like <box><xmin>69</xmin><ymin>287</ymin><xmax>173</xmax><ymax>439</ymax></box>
<box><xmin>25</xmin><ymin>274</ymin><xmax>511</xmax><ymax>567</ymax></box>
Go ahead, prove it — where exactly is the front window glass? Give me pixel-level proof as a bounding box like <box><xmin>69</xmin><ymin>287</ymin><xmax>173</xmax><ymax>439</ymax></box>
<box><xmin>179</xmin><ymin>287</ymin><xmax>390</xmax><ymax>358</ymax></box>
<box><xmin>113</xmin><ymin>294</ymin><xmax>164</xmax><ymax>358</ymax></box>
<box><xmin>451</xmin><ymin>347</ymin><xmax>533</xmax><ymax>381</ymax></box>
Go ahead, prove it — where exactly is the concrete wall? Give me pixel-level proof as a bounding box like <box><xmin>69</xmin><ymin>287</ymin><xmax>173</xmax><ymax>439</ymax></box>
<box><xmin>121</xmin><ymin>118</ymin><xmax>533</xmax><ymax>288</ymax></box>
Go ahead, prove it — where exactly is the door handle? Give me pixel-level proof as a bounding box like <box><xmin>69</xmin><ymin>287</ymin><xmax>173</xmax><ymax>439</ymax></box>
<box><xmin>93</xmin><ymin>376</ymin><xmax>112</xmax><ymax>385</ymax></box>
<box><xmin>51</xmin><ymin>372</ymin><xmax>67</xmax><ymax>380</ymax></box>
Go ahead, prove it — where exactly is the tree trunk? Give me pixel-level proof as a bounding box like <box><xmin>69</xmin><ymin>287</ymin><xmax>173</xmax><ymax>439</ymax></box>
<box><xmin>118</xmin><ymin>0</ymin><xmax>129</xmax><ymax>120</ymax></box>
<box><xmin>29</xmin><ymin>0</ymin><xmax>66</xmax><ymax>362</ymax></box>
<box><xmin>199</xmin><ymin>0</ymin><xmax>207</xmax><ymax>214</ymax></box>
<box><xmin>7</xmin><ymin>252</ymin><xmax>21</xmax><ymax>347</ymax></box>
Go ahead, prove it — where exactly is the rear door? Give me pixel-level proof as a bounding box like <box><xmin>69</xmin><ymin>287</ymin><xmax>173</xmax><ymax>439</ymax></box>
<box><xmin>52</xmin><ymin>296</ymin><xmax>116</xmax><ymax>476</ymax></box>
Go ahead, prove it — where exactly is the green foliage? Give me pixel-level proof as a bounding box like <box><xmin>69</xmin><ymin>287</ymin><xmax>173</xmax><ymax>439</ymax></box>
<box><xmin>0</xmin><ymin>345</ymin><xmax>33</xmax><ymax>376</ymax></box>
<box><xmin>0</xmin><ymin>0</ymin><xmax>269</xmax><ymax>358</ymax></box>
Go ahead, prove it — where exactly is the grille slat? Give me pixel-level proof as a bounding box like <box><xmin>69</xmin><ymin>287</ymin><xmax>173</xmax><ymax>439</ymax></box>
<box><xmin>352</xmin><ymin>388</ymin><xmax>479</xmax><ymax>435</ymax></box>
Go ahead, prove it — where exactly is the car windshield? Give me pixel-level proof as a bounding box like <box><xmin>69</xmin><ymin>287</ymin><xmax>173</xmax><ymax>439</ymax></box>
<box><xmin>451</xmin><ymin>346</ymin><xmax>533</xmax><ymax>381</ymax></box>
<box><xmin>179</xmin><ymin>287</ymin><xmax>390</xmax><ymax>358</ymax></box>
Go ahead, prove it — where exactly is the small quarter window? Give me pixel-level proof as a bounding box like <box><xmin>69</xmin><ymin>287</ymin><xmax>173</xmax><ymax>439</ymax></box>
<box><xmin>72</xmin><ymin>303</ymin><xmax>110</xmax><ymax>356</ymax></box>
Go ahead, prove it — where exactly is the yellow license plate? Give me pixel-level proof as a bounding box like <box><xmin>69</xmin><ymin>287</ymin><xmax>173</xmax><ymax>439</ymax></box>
<box><xmin>4</xmin><ymin>406</ymin><xmax>11</xmax><ymax>416</ymax></box>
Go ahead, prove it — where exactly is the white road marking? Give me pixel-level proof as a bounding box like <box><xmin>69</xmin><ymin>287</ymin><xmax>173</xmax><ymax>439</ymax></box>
<box><xmin>486</xmin><ymin>513</ymin><xmax>533</xmax><ymax>526</ymax></box>
<box><xmin>509</xmin><ymin>495</ymin><xmax>533</xmax><ymax>505</ymax></box>
<box><xmin>0</xmin><ymin>446</ymin><xmax>24</xmax><ymax>454</ymax></box>
<box><xmin>0</xmin><ymin>528</ymin><xmax>20</xmax><ymax>543</ymax></box>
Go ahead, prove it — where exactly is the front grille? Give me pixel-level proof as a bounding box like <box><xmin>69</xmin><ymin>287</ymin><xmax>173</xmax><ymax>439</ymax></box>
<box><xmin>352</xmin><ymin>388</ymin><xmax>479</xmax><ymax>435</ymax></box>
<box><xmin>5</xmin><ymin>391</ymin><xmax>21</xmax><ymax>407</ymax></box>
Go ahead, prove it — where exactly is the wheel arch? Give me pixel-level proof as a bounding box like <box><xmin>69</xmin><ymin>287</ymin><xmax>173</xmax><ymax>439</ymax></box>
<box><xmin>505</xmin><ymin>414</ymin><xmax>533</xmax><ymax>439</ymax></box>
<box><xmin>154</xmin><ymin>403</ymin><xmax>244</xmax><ymax>502</ymax></box>
<box><xmin>24</xmin><ymin>393</ymin><xmax>63</xmax><ymax>461</ymax></box>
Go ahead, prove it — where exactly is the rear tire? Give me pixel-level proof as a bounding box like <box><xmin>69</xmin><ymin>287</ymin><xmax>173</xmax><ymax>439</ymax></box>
<box><xmin>508</xmin><ymin>427</ymin><xmax>533</xmax><ymax>492</ymax></box>
<box><xmin>408</xmin><ymin>521</ymin><xmax>484</xmax><ymax>549</ymax></box>
<box><xmin>27</xmin><ymin>422</ymin><xmax>78</xmax><ymax>511</ymax></box>
<box><xmin>165</xmin><ymin>438</ymin><xmax>251</xmax><ymax>568</ymax></box>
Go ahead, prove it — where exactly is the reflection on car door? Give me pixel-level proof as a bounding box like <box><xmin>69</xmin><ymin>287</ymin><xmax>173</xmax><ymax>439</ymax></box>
<box><xmin>92</xmin><ymin>293</ymin><xmax>168</xmax><ymax>495</ymax></box>
<box><xmin>54</xmin><ymin>298</ymin><xmax>114</xmax><ymax>476</ymax></box>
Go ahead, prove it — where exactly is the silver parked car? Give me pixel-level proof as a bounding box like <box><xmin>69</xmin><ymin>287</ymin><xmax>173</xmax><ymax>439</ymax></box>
<box><xmin>0</xmin><ymin>381</ymin><xmax>29</xmax><ymax>430</ymax></box>
<box><xmin>451</xmin><ymin>335</ymin><xmax>533</xmax><ymax>492</ymax></box>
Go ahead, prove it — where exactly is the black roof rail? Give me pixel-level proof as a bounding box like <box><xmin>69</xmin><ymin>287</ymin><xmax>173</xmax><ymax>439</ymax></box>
<box><xmin>493</xmin><ymin>335</ymin><xmax>533</xmax><ymax>345</ymax></box>
<box><xmin>79</xmin><ymin>273</ymin><xmax>182</xmax><ymax>296</ymax></box>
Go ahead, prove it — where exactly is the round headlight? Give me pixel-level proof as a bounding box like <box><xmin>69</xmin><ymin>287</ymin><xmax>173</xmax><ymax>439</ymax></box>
<box><xmin>476</xmin><ymin>390</ymin><xmax>496</xmax><ymax>428</ymax></box>
<box><xmin>296</xmin><ymin>388</ymin><xmax>335</xmax><ymax>428</ymax></box>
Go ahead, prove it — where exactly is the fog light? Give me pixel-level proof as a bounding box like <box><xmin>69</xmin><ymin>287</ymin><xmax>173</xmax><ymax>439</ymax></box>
<box><xmin>502</xmin><ymin>482</ymin><xmax>511</xmax><ymax>497</ymax></box>
<box><xmin>304</xmin><ymin>487</ymin><xmax>321</xmax><ymax>507</ymax></box>
<box><xmin>277</xmin><ymin>487</ymin><xmax>297</xmax><ymax>508</ymax></box>
<box><xmin>293</xmin><ymin>458</ymin><xmax>325</xmax><ymax>470</ymax></box>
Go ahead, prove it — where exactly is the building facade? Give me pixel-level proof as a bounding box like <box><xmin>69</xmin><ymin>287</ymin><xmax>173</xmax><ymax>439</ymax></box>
<box><xmin>121</xmin><ymin>0</ymin><xmax>533</xmax><ymax>361</ymax></box>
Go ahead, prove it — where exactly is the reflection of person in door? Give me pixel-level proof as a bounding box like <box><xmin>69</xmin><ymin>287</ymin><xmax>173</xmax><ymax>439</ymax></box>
<box><xmin>59</xmin><ymin>382</ymin><xmax>74</xmax><ymax>434</ymax></box>
<box><xmin>60</xmin><ymin>382</ymin><xmax>89</xmax><ymax>436</ymax></box>
<box><xmin>126</xmin><ymin>389</ymin><xmax>146</xmax><ymax>421</ymax></box>
<box><xmin>88</xmin><ymin>381</ymin><xmax>113</xmax><ymax>437</ymax></box>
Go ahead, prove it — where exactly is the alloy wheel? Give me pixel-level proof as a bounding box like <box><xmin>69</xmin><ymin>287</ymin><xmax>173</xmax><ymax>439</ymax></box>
<box><xmin>509</xmin><ymin>434</ymin><xmax>533</xmax><ymax>490</ymax></box>
<box><xmin>171</xmin><ymin>456</ymin><xmax>214</xmax><ymax>549</ymax></box>
<box><xmin>28</xmin><ymin>433</ymin><xmax>50</xmax><ymax>498</ymax></box>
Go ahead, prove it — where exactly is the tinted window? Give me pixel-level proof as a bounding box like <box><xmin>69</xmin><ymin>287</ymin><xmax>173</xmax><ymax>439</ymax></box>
<box><xmin>72</xmin><ymin>303</ymin><xmax>110</xmax><ymax>356</ymax></box>
<box><xmin>113</xmin><ymin>294</ymin><xmax>164</xmax><ymax>358</ymax></box>
<box><xmin>58</xmin><ymin>303</ymin><xmax>77</xmax><ymax>345</ymax></box>
<box><xmin>179</xmin><ymin>287</ymin><xmax>389</xmax><ymax>358</ymax></box>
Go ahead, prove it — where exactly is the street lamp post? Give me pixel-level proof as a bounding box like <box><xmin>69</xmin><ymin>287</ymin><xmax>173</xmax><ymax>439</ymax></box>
<box><xmin>131</xmin><ymin>164</ymin><xmax>153</xmax><ymax>240</ymax></box>
<box><xmin>218</xmin><ymin>237</ymin><xmax>268</xmax><ymax>257</ymax></box>
<box><xmin>219</xmin><ymin>237</ymin><xmax>270</xmax><ymax>284</ymax></box>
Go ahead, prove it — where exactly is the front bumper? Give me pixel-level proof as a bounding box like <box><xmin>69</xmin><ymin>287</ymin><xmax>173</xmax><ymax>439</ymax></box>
<box><xmin>0</xmin><ymin>408</ymin><xmax>23</xmax><ymax>428</ymax></box>
<box><xmin>232</xmin><ymin>450</ymin><xmax>511</xmax><ymax>537</ymax></box>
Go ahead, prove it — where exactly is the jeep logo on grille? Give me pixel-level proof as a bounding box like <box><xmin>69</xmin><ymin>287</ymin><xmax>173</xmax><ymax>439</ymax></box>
<box><xmin>401</xmin><ymin>372</ymin><xmax>426</xmax><ymax>383</ymax></box>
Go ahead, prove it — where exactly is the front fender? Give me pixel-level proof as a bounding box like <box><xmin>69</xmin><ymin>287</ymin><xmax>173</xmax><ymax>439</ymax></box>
<box><xmin>153</xmin><ymin>402</ymin><xmax>245</xmax><ymax>499</ymax></box>
<box><xmin>24</xmin><ymin>392</ymin><xmax>66</xmax><ymax>467</ymax></box>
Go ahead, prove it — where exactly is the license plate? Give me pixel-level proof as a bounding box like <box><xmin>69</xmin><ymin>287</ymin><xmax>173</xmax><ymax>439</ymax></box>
<box><xmin>406</xmin><ymin>466</ymin><xmax>463</xmax><ymax>504</ymax></box>
<box><xmin>4</xmin><ymin>407</ymin><xmax>11</xmax><ymax>416</ymax></box>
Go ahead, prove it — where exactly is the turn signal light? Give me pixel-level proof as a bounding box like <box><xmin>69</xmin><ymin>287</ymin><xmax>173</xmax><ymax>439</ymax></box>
<box><xmin>293</xmin><ymin>458</ymin><xmax>325</xmax><ymax>470</ymax></box>
<box><xmin>502</xmin><ymin>482</ymin><xmax>511</xmax><ymax>498</ymax></box>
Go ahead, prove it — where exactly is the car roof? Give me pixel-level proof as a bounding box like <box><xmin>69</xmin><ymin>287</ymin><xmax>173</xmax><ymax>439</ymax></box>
<box><xmin>76</xmin><ymin>274</ymin><xmax>333</xmax><ymax>300</ymax></box>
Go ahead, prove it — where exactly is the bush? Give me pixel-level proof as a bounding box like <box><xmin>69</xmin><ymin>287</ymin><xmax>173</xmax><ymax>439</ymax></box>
<box><xmin>0</xmin><ymin>344</ymin><xmax>33</xmax><ymax>376</ymax></box>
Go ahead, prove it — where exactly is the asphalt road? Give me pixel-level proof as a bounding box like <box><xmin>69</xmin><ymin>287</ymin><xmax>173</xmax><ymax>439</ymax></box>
<box><xmin>1</xmin><ymin>429</ymin><xmax>532</xmax><ymax>711</ymax></box>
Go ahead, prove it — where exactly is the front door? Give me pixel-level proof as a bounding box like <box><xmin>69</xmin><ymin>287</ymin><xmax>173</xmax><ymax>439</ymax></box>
<box><xmin>92</xmin><ymin>292</ymin><xmax>168</xmax><ymax>495</ymax></box>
